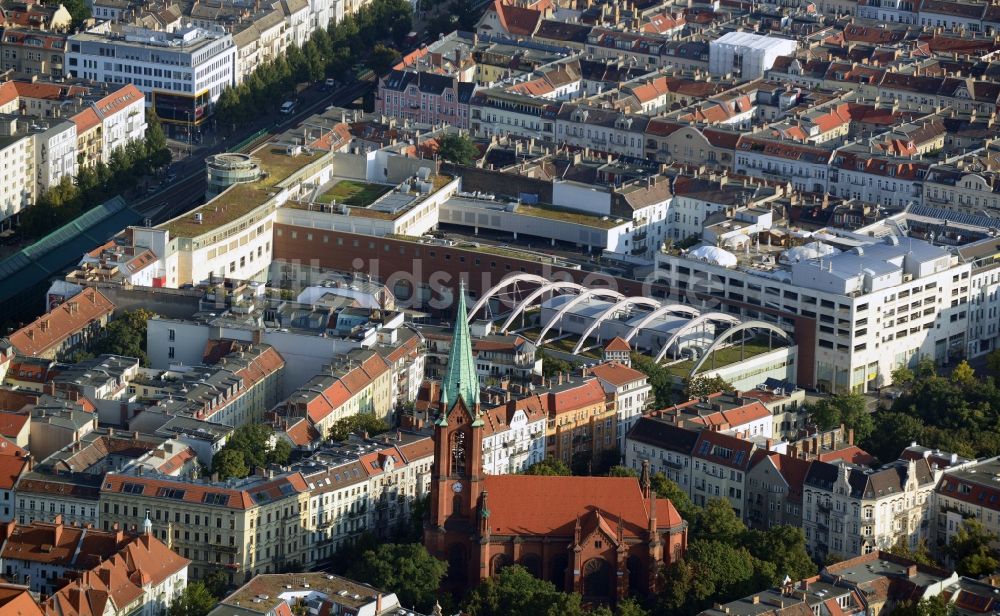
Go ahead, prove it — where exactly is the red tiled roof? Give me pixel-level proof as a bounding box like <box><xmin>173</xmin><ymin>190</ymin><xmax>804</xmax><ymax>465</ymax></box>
<box><xmin>546</xmin><ymin>379</ymin><xmax>608</xmax><ymax>415</ymax></box>
<box><xmin>689</xmin><ymin>401</ymin><xmax>771</xmax><ymax>430</ymax></box>
<box><xmin>0</xmin><ymin>411</ymin><xmax>29</xmax><ymax>438</ymax></box>
<box><xmin>588</xmin><ymin>362</ymin><xmax>646</xmax><ymax>388</ymax></box>
<box><xmin>603</xmin><ymin>336</ymin><xmax>631</xmax><ymax>352</ymax></box>
<box><xmin>481</xmin><ymin>474</ymin><xmax>683</xmax><ymax>537</ymax></box>
<box><xmin>7</xmin><ymin>288</ymin><xmax>114</xmax><ymax>357</ymax></box>
<box><xmin>283</xmin><ymin>417</ymin><xmax>321</xmax><ymax>446</ymax></box>
<box><xmin>0</xmin><ymin>453</ymin><xmax>28</xmax><ymax>490</ymax></box>
<box><xmin>72</xmin><ymin>108</ymin><xmax>101</xmax><ymax>134</ymax></box>
<box><xmin>818</xmin><ymin>445</ymin><xmax>876</xmax><ymax>465</ymax></box>
<box><xmin>93</xmin><ymin>85</ymin><xmax>143</xmax><ymax>119</ymax></box>
<box><xmin>0</xmin><ymin>584</ymin><xmax>42</xmax><ymax>616</ymax></box>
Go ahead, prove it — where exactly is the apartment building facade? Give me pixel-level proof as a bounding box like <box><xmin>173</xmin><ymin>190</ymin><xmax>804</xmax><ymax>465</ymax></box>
<box><xmin>99</xmin><ymin>470</ymin><xmax>310</xmax><ymax>583</ymax></box>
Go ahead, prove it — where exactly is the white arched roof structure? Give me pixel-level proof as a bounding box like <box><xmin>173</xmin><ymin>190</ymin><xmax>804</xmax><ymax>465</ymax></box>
<box><xmin>622</xmin><ymin>304</ymin><xmax>702</xmax><ymax>344</ymax></box>
<box><xmin>571</xmin><ymin>297</ymin><xmax>662</xmax><ymax>354</ymax></box>
<box><xmin>652</xmin><ymin>312</ymin><xmax>741</xmax><ymax>363</ymax></box>
<box><xmin>689</xmin><ymin>320</ymin><xmax>792</xmax><ymax>375</ymax></box>
<box><xmin>536</xmin><ymin>288</ymin><xmax>625</xmax><ymax>347</ymax></box>
<box><xmin>498</xmin><ymin>281</ymin><xmax>586</xmax><ymax>333</ymax></box>
<box><xmin>467</xmin><ymin>273</ymin><xmax>550</xmax><ymax>321</ymax></box>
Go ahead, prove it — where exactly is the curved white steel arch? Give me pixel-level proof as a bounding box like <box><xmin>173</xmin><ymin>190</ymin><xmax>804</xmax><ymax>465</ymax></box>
<box><xmin>622</xmin><ymin>304</ymin><xmax>702</xmax><ymax>344</ymax></box>
<box><xmin>653</xmin><ymin>312</ymin><xmax>741</xmax><ymax>364</ymax></box>
<box><xmin>499</xmin><ymin>281</ymin><xmax>586</xmax><ymax>333</ymax></box>
<box><xmin>467</xmin><ymin>273</ymin><xmax>549</xmax><ymax>321</ymax></box>
<box><xmin>689</xmin><ymin>320</ymin><xmax>793</xmax><ymax>376</ymax></box>
<box><xmin>536</xmin><ymin>288</ymin><xmax>625</xmax><ymax>347</ymax></box>
<box><xmin>571</xmin><ymin>297</ymin><xmax>661</xmax><ymax>354</ymax></box>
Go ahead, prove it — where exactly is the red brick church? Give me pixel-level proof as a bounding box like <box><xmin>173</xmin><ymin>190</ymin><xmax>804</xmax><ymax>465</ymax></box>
<box><xmin>423</xmin><ymin>283</ymin><xmax>688</xmax><ymax>604</ymax></box>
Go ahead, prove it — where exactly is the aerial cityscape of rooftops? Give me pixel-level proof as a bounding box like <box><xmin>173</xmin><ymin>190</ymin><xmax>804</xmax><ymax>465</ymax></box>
<box><xmin>3</xmin><ymin>0</ymin><xmax>1000</xmax><ymax>613</ymax></box>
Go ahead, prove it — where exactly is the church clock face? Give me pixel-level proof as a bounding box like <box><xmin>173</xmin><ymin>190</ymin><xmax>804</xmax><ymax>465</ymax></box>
<box><xmin>453</xmin><ymin>482</ymin><xmax>464</xmax><ymax>493</ymax></box>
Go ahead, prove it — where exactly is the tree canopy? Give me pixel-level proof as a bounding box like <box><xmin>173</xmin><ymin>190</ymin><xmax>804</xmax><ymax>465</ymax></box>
<box><xmin>946</xmin><ymin>518</ymin><xmax>1000</xmax><ymax>577</ymax></box>
<box><xmin>347</xmin><ymin>543</ymin><xmax>447</xmax><ymax>613</ymax></box>
<box><xmin>215</xmin><ymin>0</ymin><xmax>412</xmax><ymax>130</ymax></box>
<box><xmin>463</xmin><ymin>565</ymin><xmax>587</xmax><ymax>616</ymax></box>
<box><xmin>522</xmin><ymin>458</ymin><xmax>572</xmax><ymax>476</ymax></box>
<box><xmin>20</xmin><ymin>115</ymin><xmax>171</xmax><ymax>238</ymax></box>
<box><xmin>658</xmin><ymin>498</ymin><xmax>815</xmax><ymax>615</ymax></box>
<box><xmin>212</xmin><ymin>424</ymin><xmax>291</xmax><ymax>480</ymax></box>
<box><xmin>89</xmin><ymin>308</ymin><xmax>154</xmax><ymax>366</ymax></box>
<box><xmin>810</xmin><ymin>393</ymin><xmax>874</xmax><ymax>444</ymax></box>
<box><xmin>683</xmin><ymin>375</ymin><xmax>732</xmax><ymax>400</ymax></box>
<box><xmin>867</xmin><ymin>359</ymin><xmax>1000</xmax><ymax>460</ymax></box>
<box><xmin>436</xmin><ymin>133</ymin><xmax>480</xmax><ymax>165</ymax></box>
<box><xmin>167</xmin><ymin>582</ymin><xmax>217</xmax><ymax>616</ymax></box>
<box><xmin>630</xmin><ymin>352</ymin><xmax>675</xmax><ymax>408</ymax></box>
<box><xmin>328</xmin><ymin>412</ymin><xmax>389</xmax><ymax>441</ymax></box>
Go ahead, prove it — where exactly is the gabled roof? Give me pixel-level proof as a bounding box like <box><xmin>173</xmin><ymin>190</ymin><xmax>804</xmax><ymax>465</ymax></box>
<box><xmin>693</xmin><ymin>430</ymin><xmax>754</xmax><ymax>470</ymax></box>
<box><xmin>482</xmin><ymin>474</ymin><xmax>683</xmax><ymax>537</ymax></box>
<box><xmin>603</xmin><ymin>336</ymin><xmax>631</xmax><ymax>352</ymax></box>
<box><xmin>628</xmin><ymin>417</ymin><xmax>699</xmax><ymax>454</ymax></box>
<box><xmin>6</xmin><ymin>288</ymin><xmax>114</xmax><ymax>358</ymax></box>
<box><xmin>588</xmin><ymin>362</ymin><xmax>646</xmax><ymax>388</ymax></box>
<box><xmin>751</xmin><ymin>451</ymin><xmax>811</xmax><ymax>503</ymax></box>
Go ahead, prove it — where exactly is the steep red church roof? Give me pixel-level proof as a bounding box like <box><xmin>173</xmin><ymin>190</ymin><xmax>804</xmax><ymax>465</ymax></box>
<box><xmin>482</xmin><ymin>475</ymin><xmax>683</xmax><ymax>537</ymax></box>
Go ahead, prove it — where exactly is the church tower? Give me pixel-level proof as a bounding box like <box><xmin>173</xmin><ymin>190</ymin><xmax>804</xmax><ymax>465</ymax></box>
<box><xmin>425</xmin><ymin>281</ymin><xmax>485</xmax><ymax>588</ymax></box>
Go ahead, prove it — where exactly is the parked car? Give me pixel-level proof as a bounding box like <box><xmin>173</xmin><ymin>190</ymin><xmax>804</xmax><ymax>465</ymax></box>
<box><xmin>280</xmin><ymin>100</ymin><xmax>296</xmax><ymax>114</ymax></box>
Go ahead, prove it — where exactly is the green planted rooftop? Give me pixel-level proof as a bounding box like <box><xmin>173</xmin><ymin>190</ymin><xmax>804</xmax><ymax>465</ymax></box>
<box><xmin>160</xmin><ymin>146</ymin><xmax>326</xmax><ymax>239</ymax></box>
<box><xmin>317</xmin><ymin>179</ymin><xmax>394</xmax><ymax>207</ymax></box>
<box><xmin>665</xmin><ymin>335</ymin><xmax>783</xmax><ymax>378</ymax></box>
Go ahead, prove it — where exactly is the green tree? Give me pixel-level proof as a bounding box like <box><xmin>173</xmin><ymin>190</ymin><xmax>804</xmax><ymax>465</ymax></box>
<box><xmin>168</xmin><ymin>582</ymin><xmax>217</xmax><ymax>616</ymax></box>
<box><xmin>888</xmin><ymin>537</ymin><xmax>938</xmax><ymax>567</ymax></box>
<box><xmin>809</xmin><ymin>393</ymin><xmax>874</xmax><ymax>442</ymax></box>
<box><xmin>951</xmin><ymin>360</ymin><xmax>976</xmax><ymax>386</ymax></box>
<box><xmin>986</xmin><ymin>349</ymin><xmax>1000</xmax><ymax>377</ymax></box>
<box><xmin>212</xmin><ymin>449</ymin><xmax>249</xmax><ymax>481</ymax></box>
<box><xmin>347</xmin><ymin>544</ymin><xmax>446</xmax><ymax>613</ymax></box>
<box><xmin>56</xmin><ymin>0</ymin><xmax>91</xmax><ymax>29</ymax></box>
<box><xmin>201</xmin><ymin>569</ymin><xmax>231</xmax><ymax>600</ymax></box>
<box><xmin>657</xmin><ymin>540</ymin><xmax>767</xmax><ymax>614</ymax></box>
<box><xmin>683</xmin><ymin>375</ymin><xmax>731</xmax><ymax>400</ymax></box>
<box><xmin>436</xmin><ymin>133</ymin><xmax>480</xmax><ymax>165</ymax></box>
<box><xmin>90</xmin><ymin>308</ymin><xmax>155</xmax><ymax>365</ymax></box>
<box><xmin>947</xmin><ymin>518</ymin><xmax>1000</xmax><ymax>577</ymax></box>
<box><xmin>327</xmin><ymin>412</ymin><xmax>390</xmax><ymax>441</ymax></box>
<box><xmin>540</xmin><ymin>351</ymin><xmax>577</xmax><ymax>378</ymax></box>
<box><xmin>891</xmin><ymin>365</ymin><xmax>915</xmax><ymax>387</ymax></box>
<box><xmin>744</xmin><ymin>525</ymin><xmax>816</xmax><ymax>583</ymax></box>
<box><xmin>368</xmin><ymin>43</ymin><xmax>401</xmax><ymax>75</ymax></box>
<box><xmin>144</xmin><ymin>113</ymin><xmax>172</xmax><ymax>170</ymax></box>
<box><xmin>630</xmin><ymin>352</ymin><xmax>674</xmax><ymax>407</ymax></box>
<box><xmin>464</xmin><ymin>565</ymin><xmax>586</xmax><ymax>616</ymax></box>
<box><xmin>522</xmin><ymin>458</ymin><xmax>571</xmax><ymax>476</ymax></box>
<box><xmin>212</xmin><ymin>424</ymin><xmax>290</xmax><ymax>479</ymax></box>
<box><xmin>607</xmin><ymin>465</ymin><xmax>637</xmax><ymax>477</ymax></box>
<box><xmin>892</xmin><ymin>596</ymin><xmax>953</xmax><ymax>616</ymax></box>
<box><xmin>693</xmin><ymin>499</ymin><xmax>746</xmax><ymax>544</ymax></box>
<box><xmin>864</xmin><ymin>411</ymin><xmax>927</xmax><ymax>463</ymax></box>
<box><xmin>650</xmin><ymin>472</ymin><xmax>697</xmax><ymax>522</ymax></box>
<box><xmin>612</xmin><ymin>597</ymin><xmax>650</xmax><ymax>616</ymax></box>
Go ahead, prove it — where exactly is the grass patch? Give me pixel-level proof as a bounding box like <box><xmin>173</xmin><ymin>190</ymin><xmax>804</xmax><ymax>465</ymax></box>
<box><xmin>664</xmin><ymin>335</ymin><xmax>783</xmax><ymax>377</ymax></box>
<box><xmin>319</xmin><ymin>180</ymin><xmax>393</xmax><ymax>206</ymax></box>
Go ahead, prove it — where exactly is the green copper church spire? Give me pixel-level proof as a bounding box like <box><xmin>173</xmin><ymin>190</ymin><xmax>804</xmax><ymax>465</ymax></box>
<box><xmin>441</xmin><ymin>280</ymin><xmax>479</xmax><ymax>414</ymax></box>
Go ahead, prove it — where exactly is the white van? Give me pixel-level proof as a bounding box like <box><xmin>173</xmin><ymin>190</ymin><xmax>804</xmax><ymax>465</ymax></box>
<box><xmin>280</xmin><ymin>100</ymin><xmax>296</xmax><ymax>114</ymax></box>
